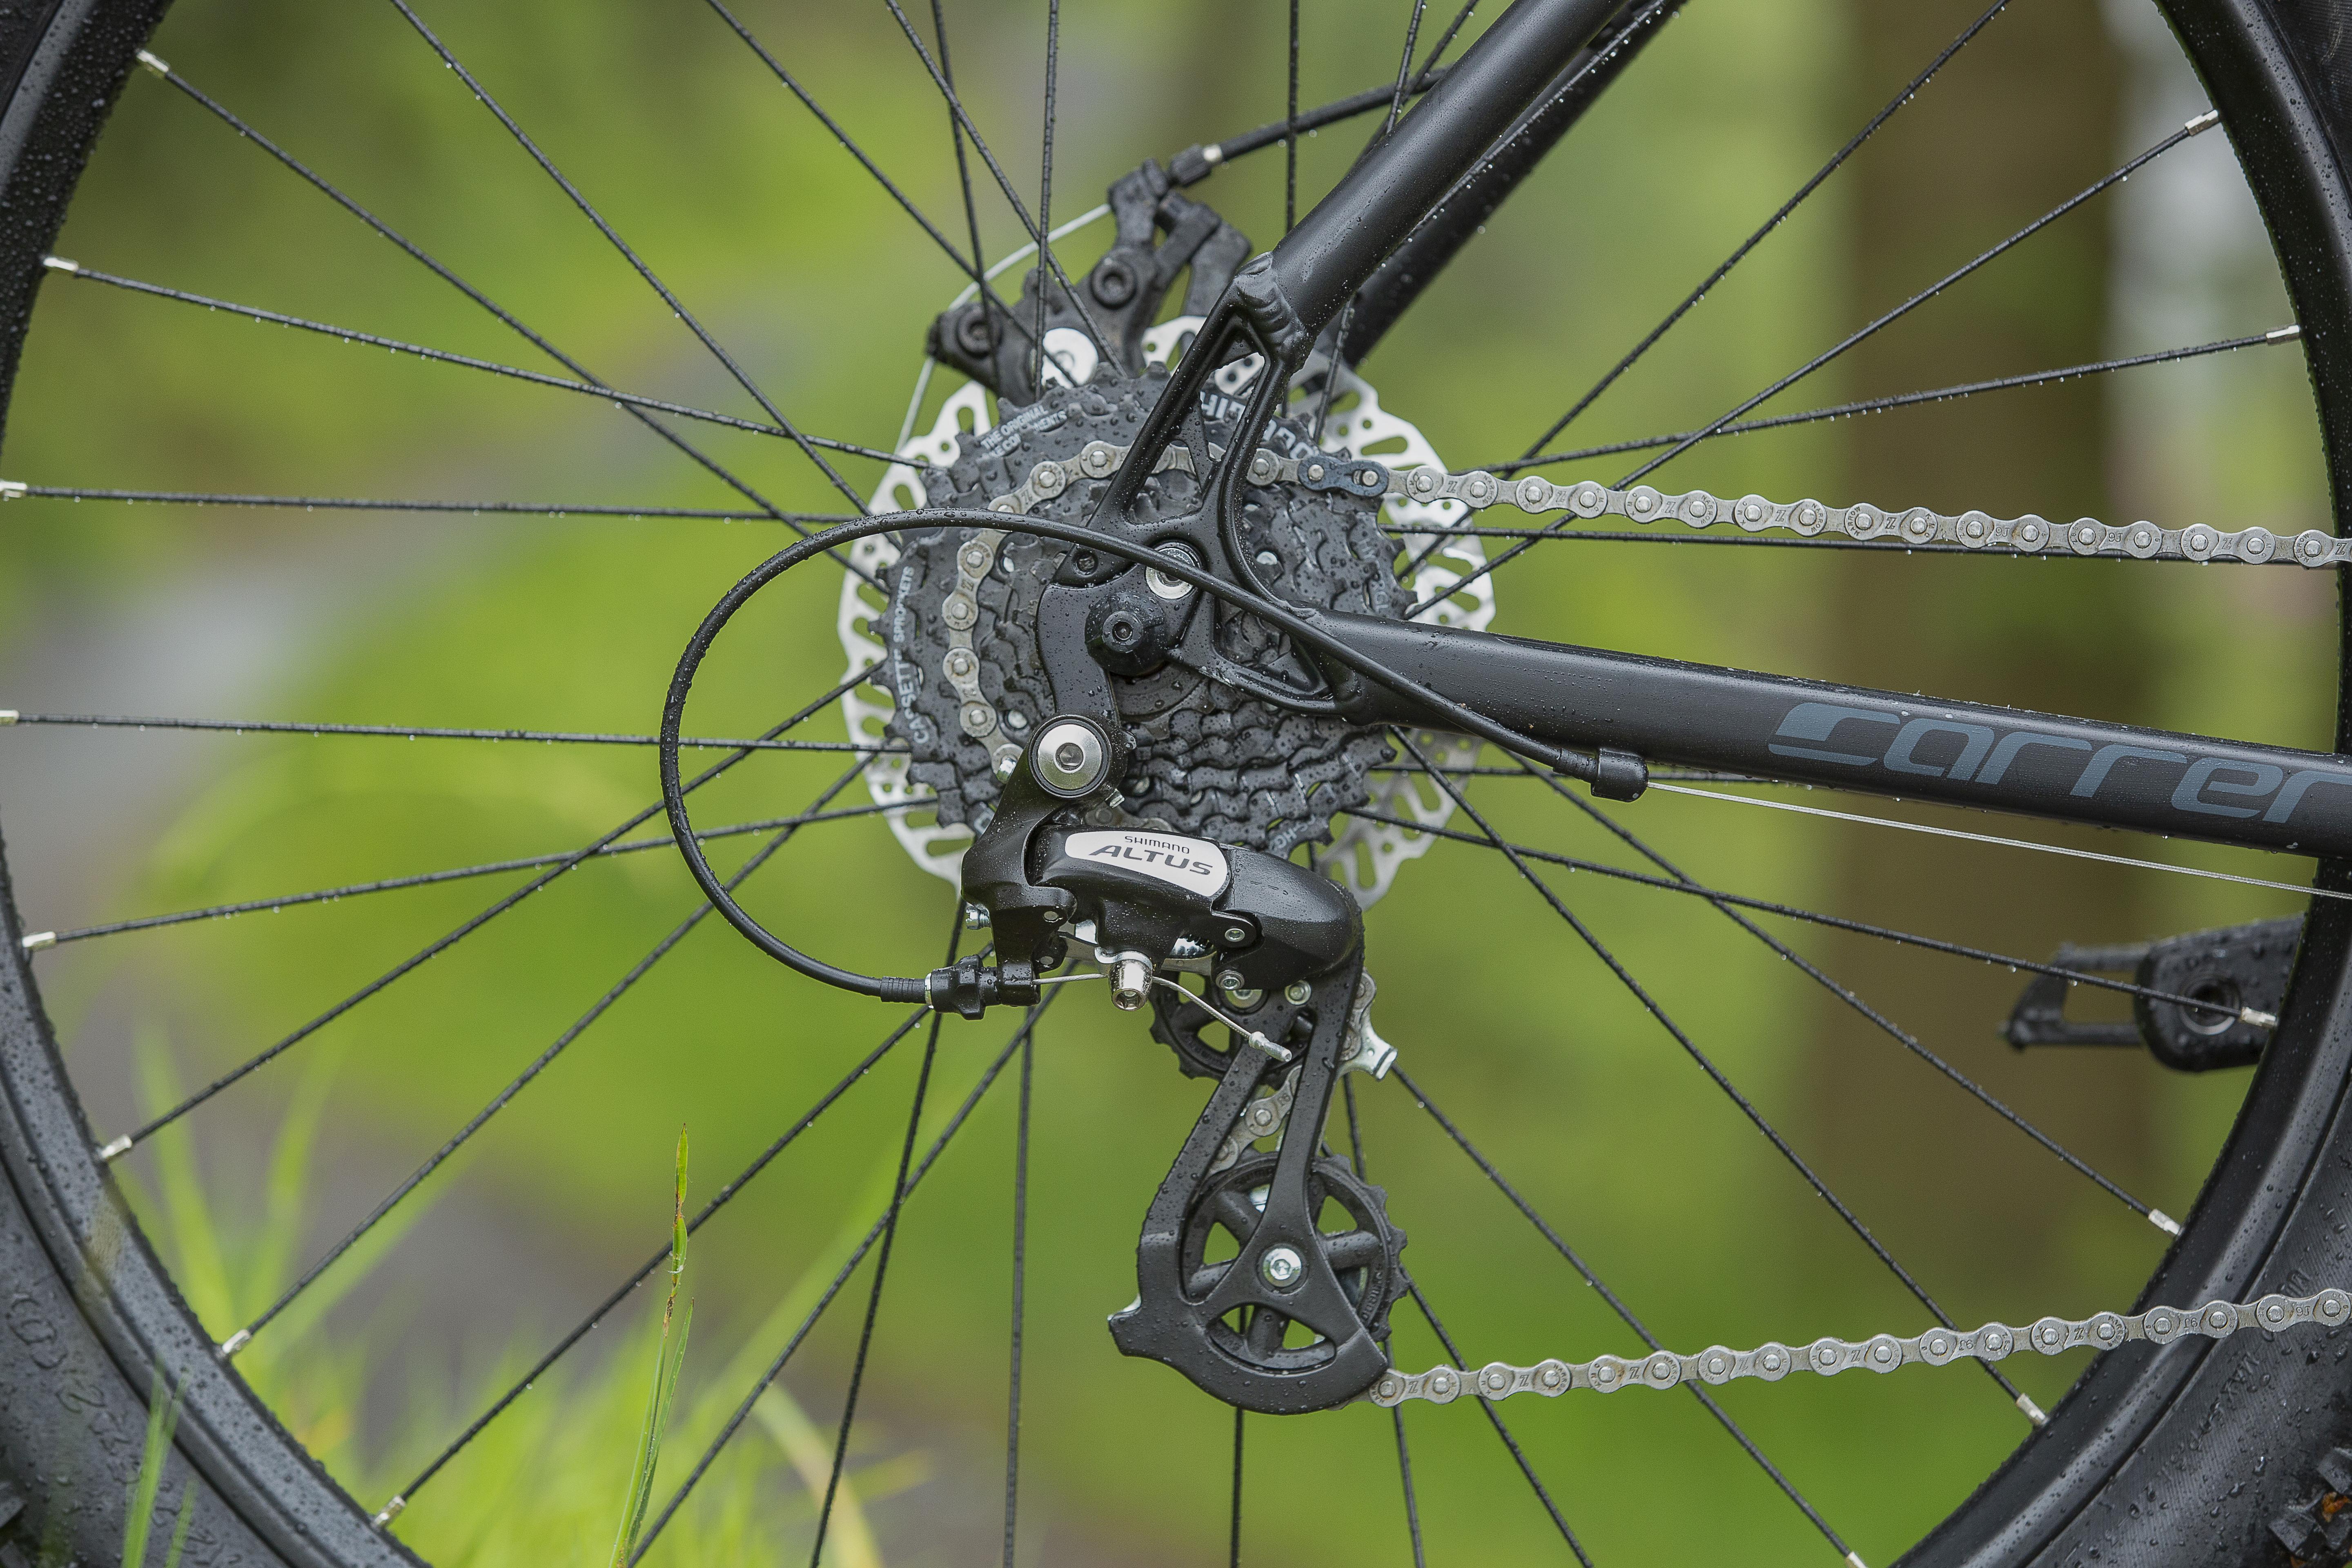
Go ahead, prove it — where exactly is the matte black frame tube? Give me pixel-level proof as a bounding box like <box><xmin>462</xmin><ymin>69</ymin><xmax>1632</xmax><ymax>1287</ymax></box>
<box><xmin>1325</xmin><ymin>611</ymin><xmax>2352</xmax><ymax>859</ymax></box>
<box><xmin>1265</xmin><ymin>0</ymin><xmax>1628</xmax><ymax>338</ymax></box>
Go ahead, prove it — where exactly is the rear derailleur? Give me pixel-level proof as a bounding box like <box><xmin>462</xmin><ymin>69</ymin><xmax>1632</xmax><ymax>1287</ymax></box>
<box><xmin>947</xmin><ymin>712</ymin><xmax>1407</xmax><ymax>1414</ymax></box>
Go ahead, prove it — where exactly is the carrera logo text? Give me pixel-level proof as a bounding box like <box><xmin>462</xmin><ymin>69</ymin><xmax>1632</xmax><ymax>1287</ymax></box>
<box><xmin>1064</xmin><ymin>830</ymin><xmax>1231</xmax><ymax>898</ymax></box>
<box><xmin>1768</xmin><ymin>701</ymin><xmax>2352</xmax><ymax>829</ymax></box>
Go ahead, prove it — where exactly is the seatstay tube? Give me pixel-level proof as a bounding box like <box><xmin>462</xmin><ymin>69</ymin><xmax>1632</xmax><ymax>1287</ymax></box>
<box><xmin>1323</xmin><ymin>610</ymin><xmax>2352</xmax><ymax>858</ymax></box>
<box><xmin>1264</xmin><ymin>0</ymin><xmax>1627</xmax><ymax>337</ymax></box>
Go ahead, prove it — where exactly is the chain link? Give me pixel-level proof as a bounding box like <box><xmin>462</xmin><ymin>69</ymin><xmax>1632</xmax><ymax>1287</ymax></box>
<box><xmin>985</xmin><ymin>427</ymin><xmax>2350</xmax><ymax>568</ymax></box>
<box><xmin>1373</xmin><ymin>1287</ymin><xmax>2352</xmax><ymax>1408</ymax></box>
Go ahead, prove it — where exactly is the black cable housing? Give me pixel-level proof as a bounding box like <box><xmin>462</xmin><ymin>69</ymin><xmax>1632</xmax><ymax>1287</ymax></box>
<box><xmin>660</xmin><ymin>506</ymin><xmax>1640</xmax><ymax>1005</ymax></box>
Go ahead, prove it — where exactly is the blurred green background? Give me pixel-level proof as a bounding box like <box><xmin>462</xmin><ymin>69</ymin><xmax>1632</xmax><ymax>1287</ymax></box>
<box><xmin>0</xmin><ymin>0</ymin><xmax>2338</xmax><ymax>1562</ymax></box>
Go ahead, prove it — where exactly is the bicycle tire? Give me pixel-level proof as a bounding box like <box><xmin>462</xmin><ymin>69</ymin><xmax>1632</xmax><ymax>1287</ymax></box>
<box><xmin>0</xmin><ymin>2</ymin><xmax>2348</xmax><ymax>1565</ymax></box>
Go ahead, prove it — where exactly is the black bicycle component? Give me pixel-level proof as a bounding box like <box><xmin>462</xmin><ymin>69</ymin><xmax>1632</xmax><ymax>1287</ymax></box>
<box><xmin>1320</xmin><ymin>608</ymin><xmax>2352</xmax><ymax>856</ymax></box>
<box><xmin>1174</xmin><ymin>1150</ymin><xmax>1404</xmax><ymax>1380</ymax></box>
<box><xmin>2002</xmin><ymin>916</ymin><xmax>2300</xmax><ymax>1071</ymax></box>
<box><xmin>1111</xmin><ymin>954</ymin><xmax>1390</xmax><ymax>1413</ymax></box>
<box><xmin>1257</xmin><ymin>0</ymin><xmax>1630</xmax><ymax>343</ymax></box>
<box><xmin>1339</xmin><ymin>0</ymin><xmax>1687</xmax><ymax>366</ymax></box>
<box><xmin>928</xmin><ymin>162</ymin><xmax>1249</xmax><ymax>406</ymax></box>
<box><xmin>958</xmin><ymin>708</ymin><xmax>1361</xmax><ymax>1014</ymax></box>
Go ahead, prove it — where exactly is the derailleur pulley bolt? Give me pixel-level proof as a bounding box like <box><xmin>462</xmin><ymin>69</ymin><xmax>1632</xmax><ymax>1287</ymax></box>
<box><xmin>1109</xmin><ymin>953</ymin><xmax>1152</xmax><ymax>1011</ymax></box>
<box><xmin>1259</xmin><ymin>1245</ymin><xmax>1304</xmax><ymax>1290</ymax></box>
<box><xmin>1284</xmin><ymin>981</ymin><xmax>1312</xmax><ymax>1005</ymax></box>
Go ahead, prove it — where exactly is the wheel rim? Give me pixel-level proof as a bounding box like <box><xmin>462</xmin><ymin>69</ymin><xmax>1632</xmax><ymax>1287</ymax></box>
<box><xmin>0</xmin><ymin>2</ymin><xmax>2346</xmax><ymax>1564</ymax></box>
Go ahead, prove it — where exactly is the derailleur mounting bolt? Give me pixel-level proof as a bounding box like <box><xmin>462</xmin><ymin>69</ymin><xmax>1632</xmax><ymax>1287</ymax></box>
<box><xmin>1260</xmin><ymin>1245</ymin><xmax>1304</xmax><ymax>1290</ymax></box>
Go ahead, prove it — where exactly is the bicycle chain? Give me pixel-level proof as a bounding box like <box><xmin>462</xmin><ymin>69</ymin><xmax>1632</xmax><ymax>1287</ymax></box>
<box><xmin>1374</xmin><ymin>1288</ymin><xmax>2352</xmax><ymax>1408</ymax></box>
<box><xmin>991</xmin><ymin>437</ymin><xmax>2352</xmax><ymax>1413</ymax></box>
<box><xmin>984</xmin><ymin>430</ymin><xmax>2352</xmax><ymax>567</ymax></box>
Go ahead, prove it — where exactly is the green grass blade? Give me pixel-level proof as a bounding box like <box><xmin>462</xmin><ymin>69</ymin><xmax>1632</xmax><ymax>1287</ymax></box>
<box><xmin>158</xmin><ymin>1481</ymin><xmax>196</xmax><ymax>1568</ymax></box>
<box><xmin>610</xmin><ymin>1128</ymin><xmax>691</xmax><ymax>1567</ymax></box>
<box><xmin>120</xmin><ymin>1370</ymin><xmax>183</xmax><ymax>1568</ymax></box>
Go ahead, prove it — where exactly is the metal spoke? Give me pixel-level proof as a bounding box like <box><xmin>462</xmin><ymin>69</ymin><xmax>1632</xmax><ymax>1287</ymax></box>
<box><xmin>222</xmin><ymin>764</ymin><xmax>864</xmax><ymax>1358</ymax></box>
<box><xmin>803</xmin><ymin>920</ymin><xmax>956</xmax><ymax>1568</ymax></box>
<box><xmin>1</xmin><ymin>710</ymin><xmax>893</xmax><ymax>752</ymax></box>
<box><xmin>96</xmin><ymin>677</ymin><xmax>859</xmax><ymax>1159</ymax></box>
<box><xmin>1382</xmin><ymin>2</ymin><xmax>1431</xmax><ymax>138</ymax></box>
<box><xmin>1514</xmin><ymin>761</ymin><xmax>2173</xmax><ymax>1231</ymax></box>
<box><xmin>1031</xmin><ymin>0</ymin><xmax>1062</xmax><ymax>394</ymax></box>
<box><xmin>133</xmin><ymin>53</ymin><xmax>835</xmax><ymax>547</ymax></box>
<box><xmin>1488</xmin><ymin>326</ymin><xmax>2299</xmax><ymax>478</ymax></box>
<box><xmin>695</xmin><ymin>0</ymin><xmax>1042</xmax><ymax>359</ymax></box>
<box><xmin>1002</xmin><ymin>1022</ymin><xmax>1034</xmax><ymax>1568</ymax></box>
<box><xmin>1227</xmin><ymin>1408</ymin><xmax>1245</xmax><ymax>1568</ymax></box>
<box><xmin>1403</xmin><ymin>1278</ymin><xmax>1595</xmax><ymax>1566</ymax></box>
<box><xmin>2</xmin><ymin>485</ymin><xmax>854</xmax><ymax>524</ymax></box>
<box><xmin>1391</xmin><ymin>1067</ymin><xmax>1861</xmax><ymax>1563</ymax></box>
<box><xmin>1651</xmin><ymin>782</ymin><xmax>2341</xmax><ymax>906</ymax></box>
<box><xmin>1391</xmin><ymin>733</ymin><xmax>2029</xmax><ymax>1415</ymax></box>
<box><xmin>1285</xmin><ymin>0</ymin><xmax>1300</xmax><ymax>234</ymax></box>
<box><xmin>379</xmin><ymin>995</ymin><xmax>945</xmax><ymax>1521</ymax></box>
<box><xmin>626</xmin><ymin>991</ymin><xmax>1054</xmax><ymax>1556</ymax></box>
<box><xmin>381</xmin><ymin>0</ymin><xmax>872</xmax><ymax>516</ymax></box>
<box><xmin>24</xmin><ymin>797</ymin><xmax>902</xmax><ymax>953</ymax></box>
<box><xmin>1340</xmin><ymin>1077</ymin><xmax>1426</xmax><ymax>1568</ymax></box>
<box><xmin>45</xmin><ymin>261</ymin><xmax>906</xmax><ymax>466</ymax></box>
<box><xmin>930</xmin><ymin>0</ymin><xmax>988</xmax><ymax>281</ymax></box>
<box><xmin>1337</xmin><ymin>804</ymin><xmax>2265</xmax><ymax>1045</ymax></box>
<box><xmin>874</xmin><ymin>0</ymin><xmax>1114</xmax><ymax>361</ymax></box>
<box><xmin>1450</xmin><ymin>110</ymin><xmax>2221</xmax><ymax>599</ymax></box>
<box><xmin>1518</xmin><ymin>0</ymin><xmax>2011</xmax><ymax>461</ymax></box>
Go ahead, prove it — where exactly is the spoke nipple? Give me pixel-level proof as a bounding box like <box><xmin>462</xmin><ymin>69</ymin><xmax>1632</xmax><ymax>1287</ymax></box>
<box><xmin>2015</xmin><ymin>1391</ymin><xmax>2049</xmax><ymax>1427</ymax></box>
<box><xmin>2268</xmin><ymin>325</ymin><xmax>2303</xmax><ymax>342</ymax></box>
<box><xmin>17</xmin><ymin>930</ymin><xmax>49</xmax><ymax>952</ymax></box>
<box><xmin>372</xmin><ymin>1496</ymin><xmax>407</xmax><ymax>1528</ymax></box>
<box><xmin>0</xmin><ymin>481</ymin><xmax>23</xmax><ymax>499</ymax></box>
<box><xmin>2243</xmin><ymin>1007</ymin><xmax>2278</xmax><ymax>1029</ymax></box>
<box><xmin>1847</xmin><ymin>1555</ymin><xmax>1871</xmax><ymax>1568</ymax></box>
<box><xmin>95</xmin><ymin>1134</ymin><xmax>130</xmax><ymax>1161</ymax></box>
<box><xmin>0</xmin><ymin>709</ymin><xmax>13</xmax><ymax>723</ymax></box>
<box><xmin>41</xmin><ymin>256</ymin><xmax>77</xmax><ymax>274</ymax></box>
<box><xmin>2149</xmin><ymin>1208</ymin><xmax>2183</xmax><ymax>1237</ymax></box>
<box><xmin>219</xmin><ymin>1327</ymin><xmax>252</xmax><ymax>1357</ymax></box>
<box><xmin>135</xmin><ymin>49</ymin><xmax>169</xmax><ymax>78</ymax></box>
<box><xmin>2185</xmin><ymin>109</ymin><xmax>2220</xmax><ymax>134</ymax></box>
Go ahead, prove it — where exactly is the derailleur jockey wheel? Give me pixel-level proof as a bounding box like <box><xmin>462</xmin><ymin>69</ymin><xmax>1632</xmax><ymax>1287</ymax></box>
<box><xmin>1178</xmin><ymin>1151</ymin><xmax>1405</xmax><ymax>1378</ymax></box>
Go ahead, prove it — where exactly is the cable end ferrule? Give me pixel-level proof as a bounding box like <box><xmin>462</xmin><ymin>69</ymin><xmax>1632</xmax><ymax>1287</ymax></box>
<box><xmin>2242</xmin><ymin>1007</ymin><xmax>2278</xmax><ymax>1029</ymax></box>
